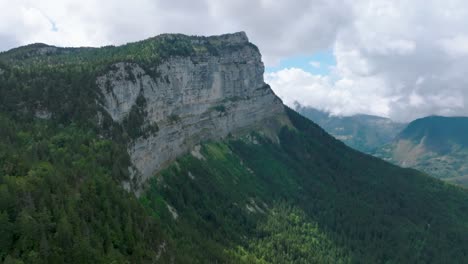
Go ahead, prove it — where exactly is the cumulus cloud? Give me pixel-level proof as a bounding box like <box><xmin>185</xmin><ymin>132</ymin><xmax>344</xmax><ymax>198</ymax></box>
<box><xmin>1</xmin><ymin>0</ymin><xmax>468</xmax><ymax>121</ymax></box>
<box><xmin>268</xmin><ymin>0</ymin><xmax>468</xmax><ymax>121</ymax></box>
<box><xmin>266</xmin><ymin>68</ymin><xmax>392</xmax><ymax>117</ymax></box>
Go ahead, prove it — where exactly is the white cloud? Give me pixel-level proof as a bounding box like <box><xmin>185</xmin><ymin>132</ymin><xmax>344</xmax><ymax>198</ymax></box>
<box><xmin>439</xmin><ymin>35</ymin><xmax>468</xmax><ymax>57</ymax></box>
<box><xmin>265</xmin><ymin>68</ymin><xmax>392</xmax><ymax>117</ymax></box>
<box><xmin>1</xmin><ymin>0</ymin><xmax>468</xmax><ymax>121</ymax></box>
<box><xmin>0</xmin><ymin>0</ymin><xmax>351</xmax><ymax>66</ymax></box>
<box><xmin>268</xmin><ymin>0</ymin><xmax>468</xmax><ymax>122</ymax></box>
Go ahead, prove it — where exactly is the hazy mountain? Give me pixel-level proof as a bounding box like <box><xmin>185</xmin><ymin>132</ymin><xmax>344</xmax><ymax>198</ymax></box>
<box><xmin>295</xmin><ymin>104</ymin><xmax>406</xmax><ymax>153</ymax></box>
<box><xmin>375</xmin><ymin>116</ymin><xmax>468</xmax><ymax>185</ymax></box>
<box><xmin>1</xmin><ymin>33</ymin><xmax>468</xmax><ymax>263</ymax></box>
<box><xmin>296</xmin><ymin>106</ymin><xmax>468</xmax><ymax>187</ymax></box>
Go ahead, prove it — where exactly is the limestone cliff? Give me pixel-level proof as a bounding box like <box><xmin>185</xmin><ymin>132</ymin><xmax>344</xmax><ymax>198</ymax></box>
<box><xmin>97</xmin><ymin>32</ymin><xmax>286</xmax><ymax>188</ymax></box>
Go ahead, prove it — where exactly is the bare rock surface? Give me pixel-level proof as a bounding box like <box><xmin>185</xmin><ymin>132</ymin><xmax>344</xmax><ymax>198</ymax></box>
<box><xmin>97</xmin><ymin>32</ymin><xmax>285</xmax><ymax>186</ymax></box>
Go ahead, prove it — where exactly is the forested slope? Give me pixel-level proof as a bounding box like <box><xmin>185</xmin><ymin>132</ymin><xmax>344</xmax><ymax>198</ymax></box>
<box><xmin>1</xmin><ymin>33</ymin><xmax>468</xmax><ymax>263</ymax></box>
<box><xmin>140</xmin><ymin>109</ymin><xmax>468</xmax><ymax>263</ymax></box>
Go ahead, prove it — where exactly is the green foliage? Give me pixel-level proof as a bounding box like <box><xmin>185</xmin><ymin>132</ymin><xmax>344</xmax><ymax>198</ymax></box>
<box><xmin>0</xmin><ymin>64</ymin><xmax>100</xmax><ymax>124</ymax></box>
<box><xmin>140</xmin><ymin>108</ymin><xmax>468</xmax><ymax>263</ymax></box>
<box><xmin>2</xmin><ymin>33</ymin><xmax>468</xmax><ymax>264</ymax></box>
<box><xmin>0</xmin><ymin>115</ymin><xmax>171</xmax><ymax>263</ymax></box>
<box><xmin>0</xmin><ymin>33</ymin><xmax>251</xmax><ymax>71</ymax></box>
<box><xmin>141</xmin><ymin>142</ymin><xmax>262</xmax><ymax>263</ymax></box>
<box><xmin>211</xmin><ymin>105</ymin><xmax>227</xmax><ymax>113</ymax></box>
<box><xmin>0</xmin><ymin>37</ymin><xmax>193</xmax><ymax>69</ymax></box>
<box><xmin>238</xmin><ymin>204</ymin><xmax>352</xmax><ymax>264</ymax></box>
<box><xmin>0</xmin><ymin>33</ymin><xmax>264</xmax><ymax>263</ymax></box>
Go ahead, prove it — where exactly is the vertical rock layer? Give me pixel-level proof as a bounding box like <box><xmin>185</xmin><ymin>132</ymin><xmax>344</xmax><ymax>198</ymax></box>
<box><xmin>97</xmin><ymin>32</ymin><xmax>286</xmax><ymax>186</ymax></box>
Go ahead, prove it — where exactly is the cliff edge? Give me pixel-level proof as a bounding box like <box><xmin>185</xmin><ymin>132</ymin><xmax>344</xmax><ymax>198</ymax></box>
<box><xmin>95</xmin><ymin>32</ymin><xmax>286</xmax><ymax>188</ymax></box>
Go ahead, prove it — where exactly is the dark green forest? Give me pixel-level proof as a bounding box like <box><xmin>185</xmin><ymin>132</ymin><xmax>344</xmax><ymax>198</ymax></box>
<box><xmin>141</xmin><ymin>109</ymin><xmax>468</xmax><ymax>263</ymax></box>
<box><xmin>0</xmin><ymin>115</ymin><xmax>173</xmax><ymax>263</ymax></box>
<box><xmin>1</xmin><ymin>35</ymin><xmax>468</xmax><ymax>263</ymax></box>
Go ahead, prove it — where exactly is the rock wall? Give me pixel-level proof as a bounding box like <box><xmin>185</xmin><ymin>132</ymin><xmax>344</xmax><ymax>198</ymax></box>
<box><xmin>97</xmin><ymin>32</ymin><xmax>285</xmax><ymax>187</ymax></box>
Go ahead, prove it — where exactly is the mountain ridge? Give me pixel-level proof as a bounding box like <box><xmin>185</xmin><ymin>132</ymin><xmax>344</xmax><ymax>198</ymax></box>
<box><xmin>1</xmin><ymin>32</ymin><xmax>468</xmax><ymax>263</ymax></box>
<box><xmin>375</xmin><ymin>115</ymin><xmax>468</xmax><ymax>182</ymax></box>
<box><xmin>294</xmin><ymin>104</ymin><xmax>406</xmax><ymax>152</ymax></box>
<box><xmin>0</xmin><ymin>32</ymin><xmax>288</xmax><ymax>191</ymax></box>
<box><xmin>0</xmin><ymin>32</ymin><xmax>254</xmax><ymax>67</ymax></box>
<box><xmin>295</xmin><ymin>105</ymin><xmax>468</xmax><ymax>184</ymax></box>
<box><xmin>397</xmin><ymin>115</ymin><xmax>468</xmax><ymax>153</ymax></box>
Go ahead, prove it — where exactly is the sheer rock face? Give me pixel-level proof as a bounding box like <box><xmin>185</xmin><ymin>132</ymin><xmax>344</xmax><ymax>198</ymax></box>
<box><xmin>98</xmin><ymin>32</ymin><xmax>285</xmax><ymax>186</ymax></box>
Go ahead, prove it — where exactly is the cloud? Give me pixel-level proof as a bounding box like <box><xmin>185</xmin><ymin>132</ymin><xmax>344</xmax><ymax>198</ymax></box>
<box><xmin>1</xmin><ymin>0</ymin><xmax>468</xmax><ymax>121</ymax></box>
<box><xmin>267</xmin><ymin>0</ymin><xmax>468</xmax><ymax>121</ymax></box>
<box><xmin>266</xmin><ymin>68</ymin><xmax>392</xmax><ymax>117</ymax></box>
<box><xmin>439</xmin><ymin>35</ymin><xmax>468</xmax><ymax>57</ymax></box>
<box><xmin>0</xmin><ymin>0</ymin><xmax>351</xmax><ymax>66</ymax></box>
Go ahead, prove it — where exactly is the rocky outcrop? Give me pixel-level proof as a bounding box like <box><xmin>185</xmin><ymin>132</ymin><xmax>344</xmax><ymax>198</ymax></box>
<box><xmin>97</xmin><ymin>32</ymin><xmax>285</xmax><ymax>188</ymax></box>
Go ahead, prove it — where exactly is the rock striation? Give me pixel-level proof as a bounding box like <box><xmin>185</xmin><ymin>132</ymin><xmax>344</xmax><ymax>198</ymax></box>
<box><xmin>97</xmin><ymin>32</ymin><xmax>286</xmax><ymax>187</ymax></box>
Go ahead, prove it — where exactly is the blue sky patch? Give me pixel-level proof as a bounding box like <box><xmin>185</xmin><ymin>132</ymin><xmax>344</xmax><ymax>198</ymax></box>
<box><xmin>266</xmin><ymin>51</ymin><xmax>336</xmax><ymax>75</ymax></box>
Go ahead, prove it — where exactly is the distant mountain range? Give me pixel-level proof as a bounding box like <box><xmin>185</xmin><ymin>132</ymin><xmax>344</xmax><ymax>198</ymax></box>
<box><xmin>375</xmin><ymin>116</ymin><xmax>468</xmax><ymax>185</ymax></box>
<box><xmin>296</xmin><ymin>105</ymin><xmax>468</xmax><ymax>186</ymax></box>
<box><xmin>294</xmin><ymin>104</ymin><xmax>406</xmax><ymax>153</ymax></box>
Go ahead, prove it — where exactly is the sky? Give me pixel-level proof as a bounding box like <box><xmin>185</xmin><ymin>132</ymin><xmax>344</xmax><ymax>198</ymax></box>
<box><xmin>1</xmin><ymin>0</ymin><xmax>468</xmax><ymax>122</ymax></box>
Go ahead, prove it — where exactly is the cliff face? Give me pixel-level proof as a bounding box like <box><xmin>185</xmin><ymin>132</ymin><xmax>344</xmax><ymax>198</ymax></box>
<box><xmin>97</xmin><ymin>32</ymin><xmax>285</xmax><ymax>186</ymax></box>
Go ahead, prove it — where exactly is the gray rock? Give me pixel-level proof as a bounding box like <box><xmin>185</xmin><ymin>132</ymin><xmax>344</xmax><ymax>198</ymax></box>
<box><xmin>97</xmin><ymin>62</ymin><xmax>153</xmax><ymax>122</ymax></box>
<box><xmin>97</xmin><ymin>33</ymin><xmax>285</xmax><ymax>188</ymax></box>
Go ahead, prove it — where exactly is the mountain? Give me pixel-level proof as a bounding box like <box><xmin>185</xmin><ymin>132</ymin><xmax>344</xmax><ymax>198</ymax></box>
<box><xmin>295</xmin><ymin>106</ymin><xmax>468</xmax><ymax>187</ymax></box>
<box><xmin>375</xmin><ymin>116</ymin><xmax>468</xmax><ymax>184</ymax></box>
<box><xmin>295</xmin><ymin>104</ymin><xmax>406</xmax><ymax>152</ymax></box>
<box><xmin>1</xmin><ymin>33</ymin><xmax>468</xmax><ymax>263</ymax></box>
